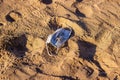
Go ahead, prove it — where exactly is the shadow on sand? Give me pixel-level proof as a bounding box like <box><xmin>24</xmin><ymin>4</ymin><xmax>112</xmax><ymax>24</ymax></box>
<box><xmin>4</xmin><ymin>34</ymin><xmax>28</xmax><ymax>57</ymax></box>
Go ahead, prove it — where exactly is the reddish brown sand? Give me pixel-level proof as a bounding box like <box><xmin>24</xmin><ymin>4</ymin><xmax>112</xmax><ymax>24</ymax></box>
<box><xmin>0</xmin><ymin>0</ymin><xmax>120</xmax><ymax>80</ymax></box>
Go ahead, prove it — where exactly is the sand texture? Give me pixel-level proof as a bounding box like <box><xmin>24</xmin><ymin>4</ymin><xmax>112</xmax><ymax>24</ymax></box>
<box><xmin>0</xmin><ymin>0</ymin><xmax>120</xmax><ymax>80</ymax></box>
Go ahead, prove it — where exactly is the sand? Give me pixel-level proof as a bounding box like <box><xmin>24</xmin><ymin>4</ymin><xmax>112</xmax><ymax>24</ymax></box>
<box><xmin>0</xmin><ymin>0</ymin><xmax>120</xmax><ymax>80</ymax></box>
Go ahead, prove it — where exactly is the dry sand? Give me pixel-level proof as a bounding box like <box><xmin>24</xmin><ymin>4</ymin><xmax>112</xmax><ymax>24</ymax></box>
<box><xmin>0</xmin><ymin>0</ymin><xmax>120</xmax><ymax>80</ymax></box>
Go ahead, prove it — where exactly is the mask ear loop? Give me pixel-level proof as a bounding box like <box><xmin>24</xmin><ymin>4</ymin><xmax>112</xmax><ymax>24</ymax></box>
<box><xmin>46</xmin><ymin>43</ymin><xmax>59</xmax><ymax>56</ymax></box>
<box><xmin>46</xmin><ymin>43</ymin><xmax>53</xmax><ymax>56</ymax></box>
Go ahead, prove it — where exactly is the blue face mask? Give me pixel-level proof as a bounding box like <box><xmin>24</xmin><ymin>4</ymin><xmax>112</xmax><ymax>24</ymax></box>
<box><xmin>46</xmin><ymin>27</ymin><xmax>72</xmax><ymax>48</ymax></box>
